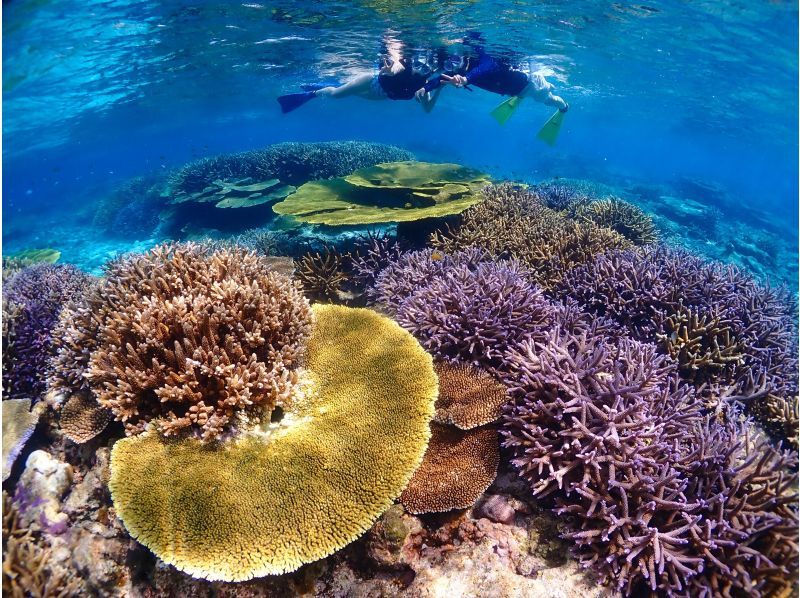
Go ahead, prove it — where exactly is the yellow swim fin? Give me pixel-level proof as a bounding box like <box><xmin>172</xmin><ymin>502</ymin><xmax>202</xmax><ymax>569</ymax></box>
<box><xmin>490</xmin><ymin>95</ymin><xmax>523</xmax><ymax>125</ymax></box>
<box><xmin>536</xmin><ymin>109</ymin><xmax>565</xmax><ymax>146</ymax></box>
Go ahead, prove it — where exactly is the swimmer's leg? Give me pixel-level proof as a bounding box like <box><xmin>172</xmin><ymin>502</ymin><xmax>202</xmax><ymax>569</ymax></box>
<box><xmin>315</xmin><ymin>73</ymin><xmax>375</xmax><ymax>98</ymax></box>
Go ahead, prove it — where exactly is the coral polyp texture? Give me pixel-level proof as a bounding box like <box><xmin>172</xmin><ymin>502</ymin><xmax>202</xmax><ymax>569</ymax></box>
<box><xmin>433</xmin><ymin>362</ymin><xmax>508</xmax><ymax>429</ymax></box>
<box><xmin>501</xmin><ymin>328</ymin><xmax>798</xmax><ymax>596</ymax></box>
<box><xmin>430</xmin><ymin>184</ymin><xmax>631</xmax><ymax>288</ymax></box>
<box><xmin>2</xmin><ymin>264</ymin><xmax>94</xmax><ymax>400</ymax></box>
<box><xmin>109</xmin><ymin>304</ymin><xmax>437</xmax><ymax>581</ymax></box>
<box><xmin>576</xmin><ymin>197</ymin><xmax>659</xmax><ymax>245</ymax></box>
<box><xmin>399</xmin><ymin>423</ymin><xmax>499</xmax><ymax>514</ymax></box>
<box><xmin>559</xmin><ymin>246</ymin><xmax>799</xmax><ymax>444</ymax></box>
<box><xmin>49</xmin><ymin>243</ymin><xmax>313</xmax><ymax>443</ymax></box>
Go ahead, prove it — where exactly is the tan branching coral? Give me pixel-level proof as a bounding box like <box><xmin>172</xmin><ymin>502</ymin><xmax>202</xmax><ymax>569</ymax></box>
<box><xmin>576</xmin><ymin>198</ymin><xmax>658</xmax><ymax>245</ymax></box>
<box><xmin>49</xmin><ymin>243</ymin><xmax>313</xmax><ymax>443</ymax></box>
<box><xmin>657</xmin><ymin>306</ymin><xmax>744</xmax><ymax>384</ymax></box>
<box><xmin>109</xmin><ymin>304</ymin><xmax>437</xmax><ymax>581</ymax></box>
<box><xmin>433</xmin><ymin>362</ymin><xmax>508</xmax><ymax>430</ymax></box>
<box><xmin>754</xmin><ymin>394</ymin><xmax>799</xmax><ymax>449</ymax></box>
<box><xmin>431</xmin><ymin>184</ymin><xmax>631</xmax><ymax>288</ymax></box>
<box><xmin>400</xmin><ymin>423</ymin><xmax>499</xmax><ymax>514</ymax></box>
<box><xmin>2</xmin><ymin>493</ymin><xmax>83</xmax><ymax>597</ymax></box>
<box><xmin>295</xmin><ymin>247</ymin><xmax>349</xmax><ymax>303</ymax></box>
<box><xmin>58</xmin><ymin>393</ymin><xmax>113</xmax><ymax>444</ymax></box>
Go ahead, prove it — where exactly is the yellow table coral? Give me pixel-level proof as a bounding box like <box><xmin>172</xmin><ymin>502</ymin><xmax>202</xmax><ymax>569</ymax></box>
<box><xmin>272</xmin><ymin>161</ymin><xmax>489</xmax><ymax>225</ymax></box>
<box><xmin>109</xmin><ymin>304</ymin><xmax>438</xmax><ymax>581</ymax></box>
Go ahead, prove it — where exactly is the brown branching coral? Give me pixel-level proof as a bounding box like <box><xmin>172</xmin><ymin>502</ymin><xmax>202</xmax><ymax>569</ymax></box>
<box><xmin>433</xmin><ymin>362</ymin><xmax>508</xmax><ymax>429</ymax></box>
<box><xmin>400</xmin><ymin>423</ymin><xmax>499</xmax><ymax>514</ymax></box>
<box><xmin>49</xmin><ymin>243</ymin><xmax>313</xmax><ymax>443</ymax></box>
<box><xmin>657</xmin><ymin>305</ymin><xmax>744</xmax><ymax>384</ymax></box>
<box><xmin>576</xmin><ymin>197</ymin><xmax>658</xmax><ymax>245</ymax></box>
<box><xmin>295</xmin><ymin>247</ymin><xmax>350</xmax><ymax>303</ymax></box>
<box><xmin>430</xmin><ymin>184</ymin><xmax>631</xmax><ymax>288</ymax></box>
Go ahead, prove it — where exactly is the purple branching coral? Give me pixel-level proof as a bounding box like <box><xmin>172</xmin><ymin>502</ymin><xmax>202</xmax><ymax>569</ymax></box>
<box><xmin>368</xmin><ymin>247</ymin><xmax>487</xmax><ymax>310</ymax></box>
<box><xmin>501</xmin><ymin>327</ymin><xmax>799</xmax><ymax>596</ymax></box>
<box><xmin>2</xmin><ymin>264</ymin><xmax>94</xmax><ymax>400</ymax></box>
<box><xmin>558</xmin><ymin>246</ymin><xmax>799</xmax><ymax>444</ymax></box>
<box><xmin>394</xmin><ymin>259</ymin><xmax>554</xmax><ymax>371</ymax></box>
<box><xmin>349</xmin><ymin>232</ymin><xmax>404</xmax><ymax>289</ymax></box>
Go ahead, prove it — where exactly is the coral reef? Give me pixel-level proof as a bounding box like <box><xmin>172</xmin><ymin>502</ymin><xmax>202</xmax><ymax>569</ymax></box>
<box><xmin>294</xmin><ymin>246</ymin><xmax>350</xmax><ymax>303</ymax></box>
<box><xmin>576</xmin><ymin>197</ymin><xmax>658</xmax><ymax>245</ymax></box>
<box><xmin>272</xmin><ymin>161</ymin><xmax>489</xmax><ymax>226</ymax></box>
<box><xmin>559</xmin><ymin>246</ymin><xmax>799</xmax><ymax>444</ymax></box>
<box><xmin>2</xmin><ymin>264</ymin><xmax>94</xmax><ymax>400</ymax></box>
<box><xmin>349</xmin><ymin>231</ymin><xmax>403</xmax><ymax>288</ymax></box>
<box><xmin>400</xmin><ymin>423</ymin><xmax>499</xmax><ymax>514</ymax></box>
<box><xmin>433</xmin><ymin>361</ymin><xmax>508</xmax><ymax>429</ymax></box>
<box><xmin>92</xmin><ymin>174</ymin><xmax>165</xmax><ymax>238</ymax></box>
<box><xmin>2</xmin><ymin>399</ymin><xmax>44</xmax><ymax>481</ymax></box>
<box><xmin>656</xmin><ymin>304</ymin><xmax>744</xmax><ymax>384</ymax></box>
<box><xmin>393</xmin><ymin>257</ymin><xmax>554</xmax><ymax>371</ymax></box>
<box><xmin>430</xmin><ymin>184</ymin><xmax>631</xmax><ymax>288</ymax></box>
<box><xmin>108</xmin><ymin>304</ymin><xmax>437</xmax><ymax>581</ymax></box>
<box><xmin>169</xmin><ymin>141</ymin><xmax>414</xmax><ymax>193</ymax></box>
<box><xmin>170</xmin><ymin>177</ymin><xmax>295</xmax><ymax>209</ymax></box>
<box><xmin>58</xmin><ymin>393</ymin><xmax>114</xmax><ymax>444</ymax></box>
<box><xmin>49</xmin><ymin>243</ymin><xmax>312</xmax><ymax>442</ymax></box>
<box><xmin>502</xmin><ymin>327</ymin><xmax>798</xmax><ymax>596</ymax></box>
<box><xmin>2</xmin><ymin>248</ymin><xmax>61</xmax><ymax>280</ymax></box>
<box><xmin>532</xmin><ymin>179</ymin><xmax>593</xmax><ymax>214</ymax></box>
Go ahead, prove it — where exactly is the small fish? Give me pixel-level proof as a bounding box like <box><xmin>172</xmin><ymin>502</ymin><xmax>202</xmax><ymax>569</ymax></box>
<box><xmin>430</xmin><ymin>250</ymin><xmax>444</xmax><ymax>261</ymax></box>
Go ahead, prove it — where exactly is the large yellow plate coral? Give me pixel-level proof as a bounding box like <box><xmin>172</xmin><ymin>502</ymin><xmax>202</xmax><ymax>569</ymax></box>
<box><xmin>108</xmin><ymin>304</ymin><xmax>438</xmax><ymax>581</ymax></box>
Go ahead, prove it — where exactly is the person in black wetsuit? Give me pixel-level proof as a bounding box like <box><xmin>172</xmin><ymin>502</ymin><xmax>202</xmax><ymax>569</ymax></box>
<box><xmin>414</xmin><ymin>37</ymin><xmax>569</xmax><ymax>112</ymax></box>
<box><xmin>277</xmin><ymin>48</ymin><xmax>441</xmax><ymax>113</ymax></box>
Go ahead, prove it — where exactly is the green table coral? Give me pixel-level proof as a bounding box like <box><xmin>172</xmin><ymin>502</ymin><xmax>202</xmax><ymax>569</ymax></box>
<box><xmin>109</xmin><ymin>304</ymin><xmax>438</xmax><ymax>581</ymax></box>
<box><xmin>272</xmin><ymin>161</ymin><xmax>488</xmax><ymax>225</ymax></box>
<box><xmin>171</xmin><ymin>177</ymin><xmax>296</xmax><ymax>210</ymax></box>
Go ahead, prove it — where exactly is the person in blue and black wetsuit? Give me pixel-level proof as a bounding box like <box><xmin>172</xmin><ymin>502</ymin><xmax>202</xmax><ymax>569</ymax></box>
<box><xmin>414</xmin><ymin>35</ymin><xmax>569</xmax><ymax>113</ymax></box>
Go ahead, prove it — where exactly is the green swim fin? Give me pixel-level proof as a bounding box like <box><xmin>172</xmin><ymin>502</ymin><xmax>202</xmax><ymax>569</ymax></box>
<box><xmin>536</xmin><ymin>109</ymin><xmax>565</xmax><ymax>146</ymax></box>
<box><xmin>490</xmin><ymin>95</ymin><xmax>523</xmax><ymax>125</ymax></box>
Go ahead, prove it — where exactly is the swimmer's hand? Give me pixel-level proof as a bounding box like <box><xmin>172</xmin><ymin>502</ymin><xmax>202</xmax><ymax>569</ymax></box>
<box><xmin>441</xmin><ymin>73</ymin><xmax>468</xmax><ymax>87</ymax></box>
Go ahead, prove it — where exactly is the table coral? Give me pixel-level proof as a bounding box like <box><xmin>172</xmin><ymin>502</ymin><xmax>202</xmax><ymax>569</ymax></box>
<box><xmin>272</xmin><ymin>161</ymin><xmax>489</xmax><ymax>226</ymax></box>
<box><xmin>2</xmin><ymin>399</ymin><xmax>44</xmax><ymax>481</ymax></box>
<box><xmin>433</xmin><ymin>362</ymin><xmax>508</xmax><ymax>430</ymax></box>
<box><xmin>400</xmin><ymin>423</ymin><xmax>499</xmax><ymax>514</ymax></box>
<box><xmin>108</xmin><ymin>304</ymin><xmax>437</xmax><ymax>581</ymax></box>
<box><xmin>49</xmin><ymin>243</ymin><xmax>312</xmax><ymax>443</ymax></box>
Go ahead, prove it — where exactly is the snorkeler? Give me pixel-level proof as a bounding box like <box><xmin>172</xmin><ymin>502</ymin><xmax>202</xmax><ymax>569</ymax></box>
<box><xmin>415</xmin><ymin>35</ymin><xmax>568</xmax><ymax>115</ymax></box>
<box><xmin>278</xmin><ymin>40</ymin><xmax>441</xmax><ymax>113</ymax></box>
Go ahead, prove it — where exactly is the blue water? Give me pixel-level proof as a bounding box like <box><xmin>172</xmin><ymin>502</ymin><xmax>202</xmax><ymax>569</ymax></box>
<box><xmin>3</xmin><ymin>0</ymin><xmax>798</xmax><ymax>284</ymax></box>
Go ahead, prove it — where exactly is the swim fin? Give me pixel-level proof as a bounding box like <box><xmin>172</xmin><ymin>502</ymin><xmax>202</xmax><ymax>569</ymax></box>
<box><xmin>536</xmin><ymin>109</ymin><xmax>566</xmax><ymax>146</ymax></box>
<box><xmin>490</xmin><ymin>95</ymin><xmax>523</xmax><ymax>125</ymax></box>
<box><xmin>277</xmin><ymin>91</ymin><xmax>316</xmax><ymax>114</ymax></box>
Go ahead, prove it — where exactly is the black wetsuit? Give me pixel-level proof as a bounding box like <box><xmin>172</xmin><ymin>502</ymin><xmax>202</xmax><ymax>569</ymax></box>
<box><xmin>378</xmin><ymin>70</ymin><xmax>430</xmax><ymax>100</ymax></box>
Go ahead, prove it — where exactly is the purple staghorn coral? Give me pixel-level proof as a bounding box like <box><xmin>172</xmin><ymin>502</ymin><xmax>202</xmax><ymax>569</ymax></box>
<box><xmin>349</xmin><ymin>232</ymin><xmax>404</xmax><ymax>289</ymax></box>
<box><xmin>501</xmin><ymin>327</ymin><xmax>798</xmax><ymax>596</ymax></box>
<box><xmin>2</xmin><ymin>264</ymin><xmax>94</xmax><ymax>400</ymax></box>
<box><xmin>393</xmin><ymin>258</ymin><xmax>554</xmax><ymax>371</ymax></box>
<box><xmin>368</xmin><ymin>247</ymin><xmax>488</xmax><ymax>310</ymax></box>
<box><xmin>558</xmin><ymin>246</ymin><xmax>799</xmax><ymax>444</ymax></box>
